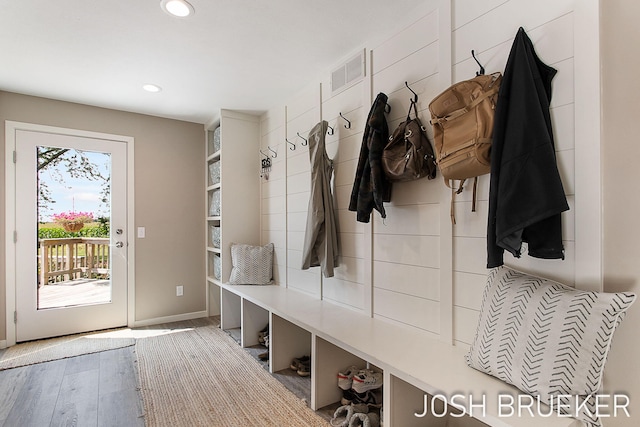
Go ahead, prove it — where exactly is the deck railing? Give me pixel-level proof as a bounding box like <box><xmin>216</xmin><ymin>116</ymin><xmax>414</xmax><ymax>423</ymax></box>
<box><xmin>38</xmin><ymin>238</ymin><xmax>110</xmax><ymax>286</ymax></box>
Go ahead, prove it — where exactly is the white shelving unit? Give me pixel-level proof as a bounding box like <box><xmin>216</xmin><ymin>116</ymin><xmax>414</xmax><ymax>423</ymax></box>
<box><xmin>217</xmin><ymin>283</ymin><xmax>584</xmax><ymax>427</ymax></box>
<box><xmin>206</xmin><ymin>110</ymin><xmax>260</xmax><ymax>316</ymax></box>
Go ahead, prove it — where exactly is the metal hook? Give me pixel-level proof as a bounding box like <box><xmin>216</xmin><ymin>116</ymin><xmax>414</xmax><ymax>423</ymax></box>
<box><xmin>286</xmin><ymin>138</ymin><xmax>296</xmax><ymax>150</ymax></box>
<box><xmin>339</xmin><ymin>112</ymin><xmax>351</xmax><ymax>129</ymax></box>
<box><xmin>405</xmin><ymin>81</ymin><xmax>418</xmax><ymax>103</ymax></box>
<box><xmin>327</xmin><ymin>124</ymin><xmax>334</xmax><ymax>135</ymax></box>
<box><xmin>471</xmin><ymin>49</ymin><xmax>485</xmax><ymax>76</ymax></box>
<box><xmin>297</xmin><ymin>132</ymin><xmax>308</xmax><ymax>146</ymax></box>
<box><xmin>267</xmin><ymin>146</ymin><xmax>277</xmax><ymax>158</ymax></box>
<box><xmin>384</xmin><ymin>103</ymin><xmax>391</xmax><ymax>114</ymax></box>
<box><xmin>259</xmin><ymin>149</ymin><xmax>269</xmax><ymax>158</ymax></box>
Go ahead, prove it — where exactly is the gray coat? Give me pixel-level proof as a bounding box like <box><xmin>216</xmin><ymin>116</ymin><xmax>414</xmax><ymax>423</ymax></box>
<box><xmin>301</xmin><ymin>120</ymin><xmax>339</xmax><ymax>277</ymax></box>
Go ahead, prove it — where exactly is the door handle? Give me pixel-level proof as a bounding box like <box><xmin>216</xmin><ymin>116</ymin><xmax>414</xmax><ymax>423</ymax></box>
<box><xmin>115</xmin><ymin>241</ymin><xmax>124</xmax><ymax>248</ymax></box>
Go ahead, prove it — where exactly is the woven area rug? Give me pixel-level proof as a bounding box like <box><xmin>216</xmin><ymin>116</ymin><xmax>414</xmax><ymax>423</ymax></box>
<box><xmin>136</xmin><ymin>323</ymin><xmax>328</xmax><ymax>427</ymax></box>
<box><xmin>0</xmin><ymin>328</ymin><xmax>135</xmax><ymax>371</ymax></box>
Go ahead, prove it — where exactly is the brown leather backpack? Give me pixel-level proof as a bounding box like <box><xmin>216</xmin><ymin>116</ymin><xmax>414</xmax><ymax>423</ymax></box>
<box><xmin>382</xmin><ymin>100</ymin><xmax>436</xmax><ymax>182</ymax></box>
<box><xmin>429</xmin><ymin>72</ymin><xmax>501</xmax><ymax>222</ymax></box>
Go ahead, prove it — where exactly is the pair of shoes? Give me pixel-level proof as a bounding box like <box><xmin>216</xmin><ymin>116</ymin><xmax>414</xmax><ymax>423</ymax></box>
<box><xmin>338</xmin><ymin>366</ymin><xmax>360</xmax><ymax>390</ymax></box>
<box><xmin>258</xmin><ymin>324</ymin><xmax>269</xmax><ymax>347</ymax></box>
<box><xmin>329</xmin><ymin>403</ymin><xmax>367</xmax><ymax>427</ymax></box>
<box><xmin>330</xmin><ymin>404</ymin><xmax>379</xmax><ymax>427</ymax></box>
<box><xmin>341</xmin><ymin>389</ymin><xmax>381</xmax><ymax>408</ymax></box>
<box><xmin>351</xmin><ymin>369</ymin><xmax>383</xmax><ymax>393</ymax></box>
<box><xmin>348</xmin><ymin>412</ymin><xmax>380</xmax><ymax>427</ymax></box>
<box><xmin>290</xmin><ymin>355</ymin><xmax>310</xmax><ymax>376</ymax></box>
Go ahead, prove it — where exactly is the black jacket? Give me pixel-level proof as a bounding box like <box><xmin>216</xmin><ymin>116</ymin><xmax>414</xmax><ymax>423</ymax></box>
<box><xmin>349</xmin><ymin>93</ymin><xmax>391</xmax><ymax>223</ymax></box>
<box><xmin>487</xmin><ymin>27</ymin><xmax>569</xmax><ymax>268</ymax></box>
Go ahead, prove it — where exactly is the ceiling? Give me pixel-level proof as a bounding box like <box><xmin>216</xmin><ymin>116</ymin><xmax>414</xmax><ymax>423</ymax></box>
<box><xmin>0</xmin><ymin>0</ymin><xmax>431</xmax><ymax>125</ymax></box>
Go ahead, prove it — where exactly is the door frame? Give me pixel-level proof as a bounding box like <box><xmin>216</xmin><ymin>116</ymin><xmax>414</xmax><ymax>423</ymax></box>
<box><xmin>4</xmin><ymin>121</ymin><xmax>136</xmax><ymax>346</ymax></box>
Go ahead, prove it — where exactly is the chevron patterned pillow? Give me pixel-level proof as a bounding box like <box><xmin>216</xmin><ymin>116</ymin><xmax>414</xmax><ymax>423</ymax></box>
<box><xmin>466</xmin><ymin>266</ymin><xmax>636</xmax><ymax>427</ymax></box>
<box><xmin>229</xmin><ymin>243</ymin><xmax>274</xmax><ymax>285</ymax></box>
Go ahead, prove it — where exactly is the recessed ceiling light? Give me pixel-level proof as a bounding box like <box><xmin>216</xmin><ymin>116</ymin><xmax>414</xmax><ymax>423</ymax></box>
<box><xmin>143</xmin><ymin>84</ymin><xmax>162</xmax><ymax>93</ymax></box>
<box><xmin>160</xmin><ymin>0</ymin><xmax>194</xmax><ymax>18</ymax></box>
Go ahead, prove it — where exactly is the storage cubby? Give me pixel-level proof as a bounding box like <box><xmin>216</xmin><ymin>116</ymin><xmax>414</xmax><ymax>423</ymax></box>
<box><xmin>270</xmin><ymin>314</ymin><xmax>312</xmax><ymax>374</ymax></box>
<box><xmin>220</xmin><ymin>288</ymin><xmax>241</xmax><ymax>335</ymax></box>
<box><xmin>241</xmin><ymin>299</ymin><xmax>269</xmax><ymax>348</ymax></box>
<box><xmin>388</xmin><ymin>375</ymin><xmax>488</xmax><ymax>427</ymax></box>
<box><xmin>313</xmin><ymin>336</ymin><xmax>372</xmax><ymax>411</ymax></box>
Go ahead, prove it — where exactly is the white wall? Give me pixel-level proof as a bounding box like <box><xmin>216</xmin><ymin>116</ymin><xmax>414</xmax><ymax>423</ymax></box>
<box><xmin>260</xmin><ymin>0</ymin><xmax>589</xmax><ymax>346</ymax></box>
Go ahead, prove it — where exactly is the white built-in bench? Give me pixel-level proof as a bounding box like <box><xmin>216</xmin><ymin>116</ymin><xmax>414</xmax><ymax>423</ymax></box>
<box><xmin>218</xmin><ymin>283</ymin><xmax>583</xmax><ymax>427</ymax></box>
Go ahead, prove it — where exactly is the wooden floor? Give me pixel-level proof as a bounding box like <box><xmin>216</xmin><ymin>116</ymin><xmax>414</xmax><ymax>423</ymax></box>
<box><xmin>0</xmin><ymin>317</ymin><xmax>336</xmax><ymax>426</ymax></box>
<box><xmin>0</xmin><ymin>346</ymin><xmax>144</xmax><ymax>427</ymax></box>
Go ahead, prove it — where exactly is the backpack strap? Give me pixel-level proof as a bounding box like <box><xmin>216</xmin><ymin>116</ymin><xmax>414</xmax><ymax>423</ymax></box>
<box><xmin>447</xmin><ymin>177</ymin><xmax>479</xmax><ymax>224</ymax></box>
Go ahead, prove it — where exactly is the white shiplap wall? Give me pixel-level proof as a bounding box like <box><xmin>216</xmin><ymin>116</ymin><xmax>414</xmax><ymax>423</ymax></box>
<box><xmin>259</xmin><ymin>0</ymin><xmax>594</xmax><ymax>350</ymax></box>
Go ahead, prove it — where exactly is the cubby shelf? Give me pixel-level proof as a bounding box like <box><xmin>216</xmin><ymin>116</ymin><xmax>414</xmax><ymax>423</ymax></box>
<box><xmin>217</xmin><ymin>283</ymin><xmax>583</xmax><ymax>427</ymax></box>
<box><xmin>204</xmin><ymin>110</ymin><xmax>260</xmax><ymax>317</ymax></box>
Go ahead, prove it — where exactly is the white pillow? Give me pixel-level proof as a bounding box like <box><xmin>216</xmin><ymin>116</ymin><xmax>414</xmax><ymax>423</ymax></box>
<box><xmin>465</xmin><ymin>266</ymin><xmax>636</xmax><ymax>427</ymax></box>
<box><xmin>229</xmin><ymin>243</ymin><xmax>274</xmax><ymax>285</ymax></box>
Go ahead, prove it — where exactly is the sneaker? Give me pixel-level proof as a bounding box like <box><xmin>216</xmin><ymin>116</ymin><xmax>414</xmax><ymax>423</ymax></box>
<box><xmin>290</xmin><ymin>355</ymin><xmax>310</xmax><ymax>371</ymax></box>
<box><xmin>341</xmin><ymin>389</ymin><xmax>381</xmax><ymax>408</ymax></box>
<box><xmin>351</xmin><ymin>369</ymin><xmax>383</xmax><ymax>393</ymax></box>
<box><xmin>297</xmin><ymin>359</ymin><xmax>311</xmax><ymax>376</ymax></box>
<box><xmin>258</xmin><ymin>324</ymin><xmax>269</xmax><ymax>344</ymax></box>
<box><xmin>338</xmin><ymin>366</ymin><xmax>360</xmax><ymax>390</ymax></box>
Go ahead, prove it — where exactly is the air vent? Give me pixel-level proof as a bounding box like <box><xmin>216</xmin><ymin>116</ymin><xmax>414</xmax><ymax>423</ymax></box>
<box><xmin>331</xmin><ymin>49</ymin><xmax>365</xmax><ymax>95</ymax></box>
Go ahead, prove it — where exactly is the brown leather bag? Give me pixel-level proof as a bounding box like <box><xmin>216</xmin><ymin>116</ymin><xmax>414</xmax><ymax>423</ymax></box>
<box><xmin>429</xmin><ymin>72</ymin><xmax>501</xmax><ymax>222</ymax></box>
<box><xmin>382</xmin><ymin>101</ymin><xmax>436</xmax><ymax>182</ymax></box>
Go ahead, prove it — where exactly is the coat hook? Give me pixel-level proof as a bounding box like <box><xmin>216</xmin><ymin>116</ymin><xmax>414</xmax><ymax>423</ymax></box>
<box><xmin>405</xmin><ymin>81</ymin><xmax>418</xmax><ymax>103</ymax></box>
<box><xmin>259</xmin><ymin>149</ymin><xmax>269</xmax><ymax>158</ymax></box>
<box><xmin>267</xmin><ymin>146</ymin><xmax>277</xmax><ymax>158</ymax></box>
<box><xmin>286</xmin><ymin>138</ymin><xmax>296</xmax><ymax>150</ymax></box>
<box><xmin>327</xmin><ymin>124</ymin><xmax>334</xmax><ymax>135</ymax></box>
<box><xmin>339</xmin><ymin>112</ymin><xmax>351</xmax><ymax>129</ymax></box>
<box><xmin>471</xmin><ymin>49</ymin><xmax>485</xmax><ymax>76</ymax></box>
<box><xmin>384</xmin><ymin>103</ymin><xmax>391</xmax><ymax>114</ymax></box>
<box><xmin>297</xmin><ymin>132</ymin><xmax>308</xmax><ymax>146</ymax></box>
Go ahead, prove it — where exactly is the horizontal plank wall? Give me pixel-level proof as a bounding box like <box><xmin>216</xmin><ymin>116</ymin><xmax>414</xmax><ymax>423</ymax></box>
<box><xmin>260</xmin><ymin>107</ymin><xmax>286</xmax><ymax>286</ymax></box>
<box><xmin>450</xmin><ymin>0</ymin><xmax>578</xmax><ymax>346</ymax></box>
<box><xmin>284</xmin><ymin>83</ymin><xmax>322</xmax><ymax>297</ymax></box>
<box><xmin>370</xmin><ymin>9</ymin><xmax>442</xmax><ymax>339</ymax></box>
<box><xmin>259</xmin><ymin>0</ymin><xmax>592</xmax><ymax>351</ymax></box>
<box><xmin>320</xmin><ymin>76</ymin><xmax>370</xmax><ymax>314</ymax></box>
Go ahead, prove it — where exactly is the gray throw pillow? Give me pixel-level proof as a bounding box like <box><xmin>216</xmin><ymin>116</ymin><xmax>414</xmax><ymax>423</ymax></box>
<box><xmin>229</xmin><ymin>243</ymin><xmax>274</xmax><ymax>285</ymax></box>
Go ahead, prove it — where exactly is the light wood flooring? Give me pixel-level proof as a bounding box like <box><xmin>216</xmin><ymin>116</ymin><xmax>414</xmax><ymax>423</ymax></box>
<box><xmin>0</xmin><ymin>346</ymin><xmax>143</xmax><ymax>427</ymax></box>
<box><xmin>0</xmin><ymin>318</ymin><xmax>337</xmax><ymax>426</ymax></box>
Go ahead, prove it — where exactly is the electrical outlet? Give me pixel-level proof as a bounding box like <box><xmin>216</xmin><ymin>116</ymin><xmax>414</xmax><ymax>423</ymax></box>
<box><xmin>176</xmin><ymin>285</ymin><xmax>183</xmax><ymax>296</ymax></box>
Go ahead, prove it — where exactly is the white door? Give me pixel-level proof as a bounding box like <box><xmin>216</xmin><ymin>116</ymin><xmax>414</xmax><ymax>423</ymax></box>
<box><xmin>11</xmin><ymin>125</ymin><xmax>129</xmax><ymax>342</ymax></box>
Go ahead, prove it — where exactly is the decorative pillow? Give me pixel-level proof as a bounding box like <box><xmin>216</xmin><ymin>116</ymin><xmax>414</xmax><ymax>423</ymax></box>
<box><xmin>229</xmin><ymin>243</ymin><xmax>274</xmax><ymax>285</ymax></box>
<box><xmin>465</xmin><ymin>266</ymin><xmax>636</xmax><ymax>427</ymax></box>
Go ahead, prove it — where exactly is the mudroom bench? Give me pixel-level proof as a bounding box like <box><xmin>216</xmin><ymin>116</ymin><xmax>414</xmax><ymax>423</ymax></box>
<box><xmin>218</xmin><ymin>283</ymin><xmax>583</xmax><ymax>427</ymax></box>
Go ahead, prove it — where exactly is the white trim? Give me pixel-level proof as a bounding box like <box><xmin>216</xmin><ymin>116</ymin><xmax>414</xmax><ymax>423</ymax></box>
<box><xmin>0</xmin><ymin>340</ymin><xmax>6</xmax><ymax>350</ymax></box>
<box><xmin>4</xmin><ymin>120</ymin><xmax>135</xmax><ymax>345</ymax></box>
<box><xmin>574</xmin><ymin>0</ymin><xmax>603</xmax><ymax>292</ymax></box>
<box><xmin>132</xmin><ymin>310</ymin><xmax>209</xmax><ymax>328</ymax></box>
<box><xmin>4</xmin><ymin>122</ymin><xmax>16</xmax><ymax>346</ymax></box>
<box><xmin>438</xmin><ymin>0</ymin><xmax>454</xmax><ymax>345</ymax></box>
<box><xmin>127</xmin><ymin>133</ymin><xmax>136</xmax><ymax>326</ymax></box>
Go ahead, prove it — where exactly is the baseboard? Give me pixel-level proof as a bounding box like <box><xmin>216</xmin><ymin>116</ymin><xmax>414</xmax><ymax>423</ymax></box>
<box><xmin>132</xmin><ymin>310</ymin><xmax>209</xmax><ymax>328</ymax></box>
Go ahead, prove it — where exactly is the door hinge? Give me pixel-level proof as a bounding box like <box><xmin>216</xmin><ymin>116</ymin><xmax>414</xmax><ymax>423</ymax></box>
<box><xmin>13</xmin><ymin>150</ymin><xmax>16</xmax><ymax>163</ymax></box>
<box><xmin>14</xmin><ymin>311</ymin><xmax>17</xmax><ymax>324</ymax></box>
